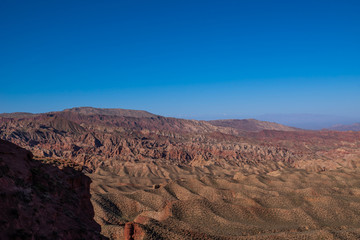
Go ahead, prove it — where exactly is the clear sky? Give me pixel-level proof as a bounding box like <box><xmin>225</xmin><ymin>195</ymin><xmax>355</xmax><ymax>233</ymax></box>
<box><xmin>1</xmin><ymin>0</ymin><xmax>359</xmax><ymax>126</ymax></box>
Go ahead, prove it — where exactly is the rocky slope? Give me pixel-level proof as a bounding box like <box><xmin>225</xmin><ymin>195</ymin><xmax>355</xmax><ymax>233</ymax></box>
<box><xmin>0</xmin><ymin>139</ymin><xmax>106</xmax><ymax>239</ymax></box>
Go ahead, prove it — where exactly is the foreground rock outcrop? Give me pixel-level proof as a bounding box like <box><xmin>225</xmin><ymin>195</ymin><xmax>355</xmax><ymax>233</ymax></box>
<box><xmin>0</xmin><ymin>139</ymin><xmax>106</xmax><ymax>239</ymax></box>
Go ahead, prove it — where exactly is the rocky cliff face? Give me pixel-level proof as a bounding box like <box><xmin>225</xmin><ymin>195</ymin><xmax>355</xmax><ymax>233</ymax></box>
<box><xmin>0</xmin><ymin>139</ymin><xmax>107</xmax><ymax>239</ymax></box>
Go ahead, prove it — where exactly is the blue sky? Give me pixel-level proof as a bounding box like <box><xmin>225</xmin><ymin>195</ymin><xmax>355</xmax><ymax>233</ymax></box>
<box><xmin>1</xmin><ymin>0</ymin><xmax>359</xmax><ymax>127</ymax></box>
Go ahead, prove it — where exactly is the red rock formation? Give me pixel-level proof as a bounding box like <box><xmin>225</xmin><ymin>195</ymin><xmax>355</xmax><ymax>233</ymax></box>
<box><xmin>123</xmin><ymin>222</ymin><xmax>145</xmax><ymax>240</ymax></box>
<box><xmin>1</xmin><ymin>107</ymin><xmax>360</xmax><ymax>174</ymax></box>
<box><xmin>0</xmin><ymin>139</ymin><xmax>107</xmax><ymax>239</ymax></box>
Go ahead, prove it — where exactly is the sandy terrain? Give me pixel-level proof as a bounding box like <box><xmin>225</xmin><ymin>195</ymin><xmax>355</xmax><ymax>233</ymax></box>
<box><xmin>89</xmin><ymin>162</ymin><xmax>360</xmax><ymax>239</ymax></box>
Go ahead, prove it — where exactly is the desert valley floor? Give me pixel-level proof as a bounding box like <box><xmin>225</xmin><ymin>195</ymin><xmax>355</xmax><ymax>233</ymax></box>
<box><xmin>90</xmin><ymin>162</ymin><xmax>360</xmax><ymax>239</ymax></box>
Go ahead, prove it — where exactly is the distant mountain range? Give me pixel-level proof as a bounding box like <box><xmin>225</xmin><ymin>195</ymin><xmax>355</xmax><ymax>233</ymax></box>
<box><xmin>0</xmin><ymin>107</ymin><xmax>298</xmax><ymax>132</ymax></box>
<box><xmin>327</xmin><ymin>123</ymin><xmax>360</xmax><ymax>131</ymax></box>
<box><xmin>1</xmin><ymin>107</ymin><xmax>304</xmax><ymax>172</ymax></box>
<box><xmin>209</xmin><ymin>119</ymin><xmax>298</xmax><ymax>132</ymax></box>
<box><xmin>0</xmin><ymin>107</ymin><xmax>359</xmax><ymax>172</ymax></box>
<box><xmin>257</xmin><ymin>113</ymin><xmax>359</xmax><ymax>130</ymax></box>
<box><xmin>176</xmin><ymin>113</ymin><xmax>359</xmax><ymax>130</ymax></box>
<box><xmin>2</xmin><ymin>108</ymin><xmax>359</xmax><ymax>133</ymax></box>
<box><xmin>0</xmin><ymin>107</ymin><xmax>157</xmax><ymax>119</ymax></box>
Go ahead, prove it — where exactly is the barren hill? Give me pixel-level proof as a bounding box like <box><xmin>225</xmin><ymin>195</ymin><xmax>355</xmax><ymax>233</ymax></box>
<box><xmin>60</xmin><ymin>107</ymin><xmax>158</xmax><ymax>118</ymax></box>
<box><xmin>0</xmin><ymin>107</ymin><xmax>157</xmax><ymax>119</ymax></box>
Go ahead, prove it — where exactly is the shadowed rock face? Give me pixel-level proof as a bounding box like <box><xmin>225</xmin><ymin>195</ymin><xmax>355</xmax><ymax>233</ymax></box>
<box><xmin>0</xmin><ymin>140</ymin><xmax>107</xmax><ymax>240</ymax></box>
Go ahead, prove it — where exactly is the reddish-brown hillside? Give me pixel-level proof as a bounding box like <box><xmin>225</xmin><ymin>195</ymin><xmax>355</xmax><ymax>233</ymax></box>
<box><xmin>1</xmin><ymin>107</ymin><xmax>359</xmax><ymax>173</ymax></box>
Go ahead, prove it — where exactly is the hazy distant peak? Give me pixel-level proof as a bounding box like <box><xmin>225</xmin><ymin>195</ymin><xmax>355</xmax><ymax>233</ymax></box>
<box><xmin>61</xmin><ymin>107</ymin><xmax>158</xmax><ymax>118</ymax></box>
<box><xmin>327</xmin><ymin>123</ymin><xmax>360</xmax><ymax>131</ymax></box>
<box><xmin>208</xmin><ymin>118</ymin><xmax>298</xmax><ymax>132</ymax></box>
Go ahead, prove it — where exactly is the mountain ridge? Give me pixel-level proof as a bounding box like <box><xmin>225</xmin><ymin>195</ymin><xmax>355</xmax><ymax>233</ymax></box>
<box><xmin>1</xmin><ymin>107</ymin><xmax>359</xmax><ymax>174</ymax></box>
<box><xmin>327</xmin><ymin>122</ymin><xmax>360</xmax><ymax>131</ymax></box>
<box><xmin>1</xmin><ymin>107</ymin><xmax>299</xmax><ymax>132</ymax></box>
<box><xmin>209</xmin><ymin>118</ymin><xmax>299</xmax><ymax>132</ymax></box>
<box><xmin>0</xmin><ymin>107</ymin><xmax>157</xmax><ymax>119</ymax></box>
